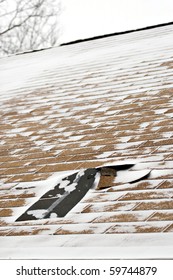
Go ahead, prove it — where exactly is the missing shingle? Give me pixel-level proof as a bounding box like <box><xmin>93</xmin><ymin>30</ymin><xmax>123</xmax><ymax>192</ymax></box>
<box><xmin>97</xmin><ymin>175</ymin><xmax>114</xmax><ymax>189</ymax></box>
<box><xmin>96</xmin><ymin>163</ymin><xmax>134</xmax><ymax>190</ymax></box>
<box><xmin>100</xmin><ymin>167</ymin><xmax>117</xmax><ymax>176</ymax></box>
<box><xmin>98</xmin><ymin>163</ymin><xmax>134</xmax><ymax>171</ymax></box>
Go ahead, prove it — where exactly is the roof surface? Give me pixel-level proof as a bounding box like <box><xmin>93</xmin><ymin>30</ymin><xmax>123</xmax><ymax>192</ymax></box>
<box><xmin>0</xmin><ymin>24</ymin><xmax>173</xmax><ymax>259</ymax></box>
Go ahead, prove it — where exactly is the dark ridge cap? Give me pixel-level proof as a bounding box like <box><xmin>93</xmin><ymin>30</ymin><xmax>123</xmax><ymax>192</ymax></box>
<box><xmin>1</xmin><ymin>21</ymin><xmax>173</xmax><ymax>59</ymax></box>
<box><xmin>60</xmin><ymin>21</ymin><xmax>173</xmax><ymax>46</ymax></box>
<box><xmin>16</xmin><ymin>46</ymin><xmax>52</xmax><ymax>56</ymax></box>
<box><xmin>0</xmin><ymin>46</ymin><xmax>52</xmax><ymax>60</ymax></box>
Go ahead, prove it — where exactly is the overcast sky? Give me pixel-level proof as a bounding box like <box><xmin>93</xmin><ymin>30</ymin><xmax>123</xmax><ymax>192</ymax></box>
<box><xmin>59</xmin><ymin>0</ymin><xmax>173</xmax><ymax>43</ymax></box>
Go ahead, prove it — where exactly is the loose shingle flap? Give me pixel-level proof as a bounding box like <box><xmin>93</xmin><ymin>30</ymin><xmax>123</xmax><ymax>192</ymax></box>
<box><xmin>16</xmin><ymin>163</ymin><xmax>151</xmax><ymax>221</ymax></box>
<box><xmin>115</xmin><ymin>169</ymin><xmax>151</xmax><ymax>184</ymax></box>
<box><xmin>16</xmin><ymin>168</ymin><xmax>97</xmax><ymax>221</ymax></box>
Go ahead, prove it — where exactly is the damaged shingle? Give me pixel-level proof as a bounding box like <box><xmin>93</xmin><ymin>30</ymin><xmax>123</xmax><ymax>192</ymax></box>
<box><xmin>16</xmin><ymin>168</ymin><xmax>97</xmax><ymax>221</ymax></box>
<box><xmin>16</xmin><ymin>162</ymin><xmax>151</xmax><ymax>221</ymax></box>
<box><xmin>115</xmin><ymin>169</ymin><xmax>151</xmax><ymax>184</ymax></box>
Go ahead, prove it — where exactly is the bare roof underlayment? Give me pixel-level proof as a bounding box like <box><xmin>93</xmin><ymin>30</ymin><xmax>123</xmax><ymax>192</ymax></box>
<box><xmin>0</xmin><ymin>24</ymin><xmax>173</xmax><ymax>259</ymax></box>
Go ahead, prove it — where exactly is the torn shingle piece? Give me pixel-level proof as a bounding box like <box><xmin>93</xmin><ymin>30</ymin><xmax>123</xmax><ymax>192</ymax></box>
<box><xmin>16</xmin><ymin>168</ymin><xmax>97</xmax><ymax>221</ymax></box>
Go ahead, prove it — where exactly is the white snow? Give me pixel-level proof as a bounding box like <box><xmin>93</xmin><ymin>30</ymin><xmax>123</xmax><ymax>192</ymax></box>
<box><xmin>34</xmin><ymin>140</ymin><xmax>46</xmax><ymax>146</ymax></box>
<box><xmin>94</xmin><ymin>106</ymin><xmax>109</xmax><ymax>112</ymax></box>
<box><xmin>19</xmin><ymin>131</ymin><xmax>33</xmax><ymax>137</ymax></box>
<box><xmin>59</xmin><ymin>180</ymin><xmax>77</xmax><ymax>192</ymax></box>
<box><xmin>105</xmin><ymin>110</ymin><xmax>120</xmax><ymax>115</ymax></box>
<box><xmin>96</xmin><ymin>151</ymin><xmax>114</xmax><ymax>159</ymax></box>
<box><xmin>80</xmin><ymin>141</ymin><xmax>92</xmax><ymax>147</ymax></box>
<box><xmin>116</xmin><ymin>169</ymin><xmax>151</xmax><ymax>184</ymax></box>
<box><xmin>154</xmin><ymin>108</ymin><xmax>168</xmax><ymax>114</ymax></box>
<box><xmin>89</xmin><ymin>122</ymin><xmax>101</xmax><ymax>128</ymax></box>
<box><xmin>119</xmin><ymin>136</ymin><xmax>132</xmax><ymax>143</ymax></box>
<box><xmin>162</xmin><ymin>132</ymin><xmax>173</xmax><ymax>138</ymax></box>
<box><xmin>150</xmin><ymin>169</ymin><xmax>173</xmax><ymax>178</ymax></box>
<box><xmin>1</xmin><ymin>233</ymin><xmax>173</xmax><ymax>259</ymax></box>
<box><xmin>166</xmin><ymin>112</ymin><xmax>173</xmax><ymax>118</ymax></box>
<box><xmin>92</xmin><ymin>145</ymin><xmax>104</xmax><ymax>151</ymax></box>
<box><xmin>73</xmin><ymin>104</ymin><xmax>99</xmax><ymax>111</ymax></box>
<box><xmin>62</xmin><ymin>131</ymin><xmax>73</xmax><ymax>137</ymax></box>
<box><xmin>27</xmin><ymin>209</ymin><xmax>48</xmax><ymax>219</ymax></box>
<box><xmin>91</xmin><ymin>171</ymin><xmax>100</xmax><ymax>189</ymax></box>
<box><xmin>41</xmin><ymin>145</ymin><xmax>55</xmax><ymax>151</ymax></box>
<box><xmin>69</xmin><ymin>135</ymin><xmax>84</xmax><ymax>141</ymax></box>
<box><xmin>49</xmin><ymin>213</ymin><xmax>58</xmax><ymax>218</ymax></box>
<box><xmin>140</xmin><ymin>122</ymin><xmax>150</xmax><ymax>128</ymax></box>
<box><xmin>7</xmin><ymin>127</ymin><xmax>27</xmax><ymax>133</ymax></box>
<box><xmin>115</xmin><ymin>141</ymin><xmax>143</xmax><ymax>149</ymax></box>
<box><xmin>79</xmin><ymin>119</ymin><xmax>90</xmax><ymax>124</ymax></box>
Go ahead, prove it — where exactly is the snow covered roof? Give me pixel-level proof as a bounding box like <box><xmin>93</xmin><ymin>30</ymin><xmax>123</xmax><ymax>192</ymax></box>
<box><xmin>1</xmin><ymin>24</ymin><xmax>173</xmax><ymax>259</ymax></box>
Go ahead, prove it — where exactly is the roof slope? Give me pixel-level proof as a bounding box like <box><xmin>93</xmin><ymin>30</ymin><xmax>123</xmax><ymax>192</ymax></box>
<box><xmin>0</xmin><ymin>24</ymin><xmax>173</xmax><ymax>258</ymax></box>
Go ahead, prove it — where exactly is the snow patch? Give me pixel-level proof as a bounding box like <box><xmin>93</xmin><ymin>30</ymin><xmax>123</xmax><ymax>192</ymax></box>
<box><xmin>154</xmin><ymin>109</ymin><xmax>168</xmax><ymax>114</ymax></box>
<box><xmin>91</xmin><ymin>171</ymin><xmax>100</xmax><ymax>190</ymax></box>
<box><xmin>69</xmin><ymin>135</ymin><xmax>83</xmax><ymax>141</ymax></box>
<box><xmin>41</xmin><ymin>145</ymin><xmax>55</xmax><ymax>151</ymax></box>
<box><xmin>140</xmin><ymin>122</ymin><xmax>150</xmax><ymax>128</ymax></box>
<box><xmin>79</xmin><ymin>119</ymin><xmax>90</xmax><ymax>124</ymax></box>
<box><xmin>166</xmin><ymin>112</ymin><xmax>173</xmax><ymax>118</ymax></box>
<box><xmin>8</xmin><ymin>128</ymin><xmax>27</xmax><ymax>133</ymax></box>
<box><xmin>116</xmin><ymin>169</ymin><xmax>151</xmax><ymax>184</ymax></box>
<box><xmin>119</xmin><ymin>136</ymin><xmax>132</xmax><ymax>143</ymax></box>
<box><xmin>27</xmin><ymin>209</ymin><xmax>48</xmax><ymax>219</ymax></box>
<box><xmin>92</xmin><ymin>145</ymin><xmax>104</xmax><ymax>151</ymax></box>
<box><xmin>59</xmin><ymin>180</ymin><xmax>77</xmax><ymax>193</ymax></box>
<box><xmin>80</xmin><ymin>141</ymin><xmax>92</xmax><ymax>147</ymax></box>
<box><xmin>63</xmin><ymin>131</ymin><xmax>73</xmax><ymax>137</ymax></box>
<box><xmin>162</xmin><ymin>132</ymin><xmax>173</xmax><ymax>138</ymax></box>
<box><xmin>96</xmin><ymin>151</ymin><xmax>114</xmax><ymax>159</ymax></box>
<box><xmin>19</xmin><ymin>131</ymin><xmax>33</xmax><ymax>137</ymax></box>
<box><xmin>50</xmin><ymin>213</ymin><xmax>58</xmax><ymax>218</ymax></box>
<box><xmin>89</xmin><ymin>122</ymin><xmax>100</xmax><ymax>128</ymax></box>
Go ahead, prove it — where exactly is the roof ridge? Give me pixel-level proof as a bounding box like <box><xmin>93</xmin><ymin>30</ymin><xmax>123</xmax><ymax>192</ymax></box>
<box><xmin>60</xmin><ymin>21</ymin><xmax>173</xmax><ymax>46</ymax></box>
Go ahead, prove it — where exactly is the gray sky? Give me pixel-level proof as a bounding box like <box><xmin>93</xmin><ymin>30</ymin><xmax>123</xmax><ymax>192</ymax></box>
<box><xmin>59</xmin><ymin>0</ymin><xmax>173</xmax><ymax>43</ymax></box>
